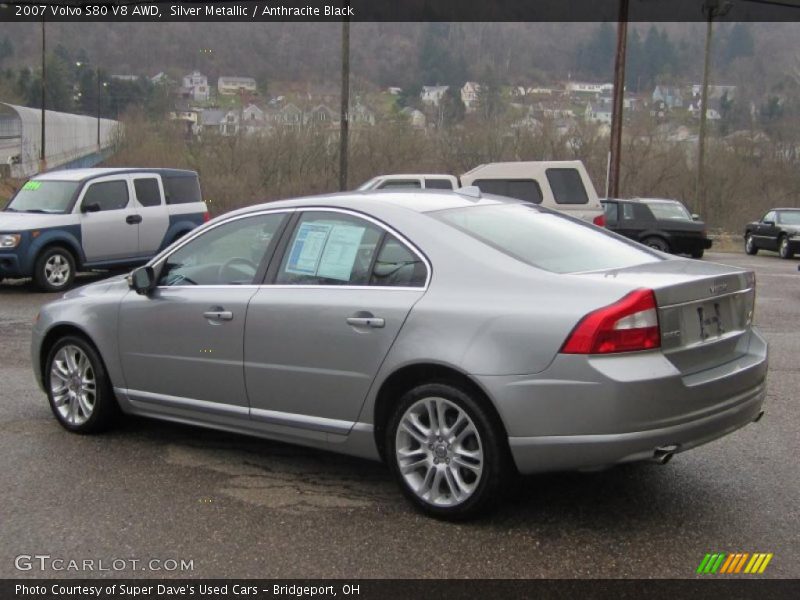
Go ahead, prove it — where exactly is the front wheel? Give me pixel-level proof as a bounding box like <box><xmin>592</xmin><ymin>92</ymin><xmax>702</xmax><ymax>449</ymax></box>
<box><xmin>643</xmin><ymin>236</ymin><xmax>670</xmax><ymax>253</ymax></box>
<box><xmin>34</xmin><ymin>246</ymin><xmax>76</xmax><ymax>292</ymax></box>
<box><xmin>745</xmin><ymin>234</ymin><xmax>758</xmax><ymax>255</ymax></box>
<box><xmin>44</xmin><ymin>336</ymin><xmax>119</xmax><ymax>434</ymax></box>
<box><xmin>779</xmin><ymin>235</ymin><xmax>794</xmax><ymax>259</ymax></box>
<box><xmin>386</xmin><ymin>382</ymin><xmax>508</xmax><ymax>520</ymax></box>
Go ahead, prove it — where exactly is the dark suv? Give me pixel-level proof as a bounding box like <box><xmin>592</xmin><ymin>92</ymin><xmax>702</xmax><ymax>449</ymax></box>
<box><xmin>602</xmin><ymin>198</ymin><xmax>713</xmax><ymax>259</ymax></box>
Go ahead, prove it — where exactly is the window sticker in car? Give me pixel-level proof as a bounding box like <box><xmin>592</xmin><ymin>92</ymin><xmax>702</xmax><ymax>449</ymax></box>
<box><xmin>285</xmin><ymin>222</ymin><xmax>332</xmax><ymax>275</ymax></box>
<box><xmin>23</xmin><ymin>181</ymin><xmax>42</xmax><ymax>191</ymax></box>
<box><xmin>317</xmin><ymin>224</ymin><xmax>367</xmax><ymax>281</ymax></box>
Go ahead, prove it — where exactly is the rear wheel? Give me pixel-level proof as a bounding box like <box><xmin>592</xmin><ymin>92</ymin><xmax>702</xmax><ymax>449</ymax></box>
<box><xmin>386</xmin><ymin>382</ymin><xmax>508</xmax><ymax>520</ymax></box>
<box><xmin>779</xmin><ymin>235</ymin><xmax>794</xmax><ymax>259</ymax></box>
<box><xmin>34</xmin><ymin>246</ymin><xmax>76</xmax><ymax>292</ymax></box>
<box><xmin>44</xmin><ymin>335</ymin><xmax>119</xmax><ymax>434</ymax></box>
<box><xmin>643</xmin><ymin>236</ymin><xmax>670</xmax><ymax>253</ymax></box>
<box><xmin>745</xmin><ymin>234</ymin><xmax>758</xmax><ymax>255</ymax></box>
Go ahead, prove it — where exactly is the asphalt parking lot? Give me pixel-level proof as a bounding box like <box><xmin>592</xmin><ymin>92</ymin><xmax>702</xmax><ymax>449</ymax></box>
<box><xmin>0</xmin><ymin>251</ymin><xmax>797</xmax><ymax>579</ymax></box>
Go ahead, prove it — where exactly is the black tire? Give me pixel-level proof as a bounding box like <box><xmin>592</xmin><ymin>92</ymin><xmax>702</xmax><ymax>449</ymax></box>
<box><xmin>690</xmin><ymin>249</ymin><xmax>705</xmax><ymax>259</ymax></box>
<box><xmin>643</xmin><ymin>236</ymin><xmax>670</xmax><ymax>253</ymax></box>
<box><xmin>778</xmin><ymin>235</ymin><xmax>794</xmax><ymax>259</ymax></box>
<box><xmin>34</xmin><ymin>246</ymin><xmax>76</xmax><ymax>292</ymax></box>
<box><xmin>386</xmin><ymin>382</ymin><xmax>509</xmax><ymax>520</ymax></box>
<box><xmin>745</xmin><ymin>233</ymin><xmax>758</xmax><ymax>255</ymax></box>
<box><xmin>44</xmin><ymin>335</ymin><xmax>119</xmax><ymax>434</ymax></box>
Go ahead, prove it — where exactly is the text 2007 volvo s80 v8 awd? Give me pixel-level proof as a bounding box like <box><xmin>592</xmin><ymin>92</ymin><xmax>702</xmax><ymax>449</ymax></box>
<box><xmin>32</xmin><ymin>191</ymin><xmax>767</xmax><ymax>519</ymax></box>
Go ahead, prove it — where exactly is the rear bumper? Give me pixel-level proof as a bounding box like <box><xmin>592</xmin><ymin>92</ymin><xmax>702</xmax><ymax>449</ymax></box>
<box><xmin>477</xmin><ymin>328</ymin><xmax>768</xmax><ymax>474</ymax></box>
<box><xmin>508</xmin><ymin>381</ymin><xmax>765</xmax><ymax>473</ymax></box>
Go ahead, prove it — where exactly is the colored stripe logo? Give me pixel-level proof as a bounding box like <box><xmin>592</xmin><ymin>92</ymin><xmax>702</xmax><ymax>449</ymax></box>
<box><xmin>697</xmin><ymin>552</ymin><xmax>773</xmax><ymax>574</ymax></box>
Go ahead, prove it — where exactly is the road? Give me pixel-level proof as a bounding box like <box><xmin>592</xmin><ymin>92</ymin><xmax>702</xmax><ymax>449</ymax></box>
<box><xmin>0</xmin><ymin>252</ymin><xmax>797</xmax><ymax>579</ymax></box>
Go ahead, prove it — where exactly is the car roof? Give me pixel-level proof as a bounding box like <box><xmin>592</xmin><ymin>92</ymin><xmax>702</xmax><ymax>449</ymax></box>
<box><xmin>225</xmin><ymin>190</ymin><xmax>520</xmax><ymax>219</ymax></box>
<box><xmin>635</xmin><ymin>197</ymin><xmax>683</xmax><ymax>204</ymax></box>
<box><xmin>32</xmin><ymin>168</ymin><xmax>197</xmax><ymax>182</ymax></box>
<box><xmin>372</xmin><ymin>174</ymin><xmax>457</xmax><ymax>179</ymax></box>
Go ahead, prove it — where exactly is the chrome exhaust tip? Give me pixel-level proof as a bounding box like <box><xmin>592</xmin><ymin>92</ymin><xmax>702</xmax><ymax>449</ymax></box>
<box><xmin>653</xmin><ymin>444</ymin><xmax>679</xmax><ymax>465</ymax></box>
<box><xmin>753</xmin><ymin>410</ymin><xmax>765</xmax><ymax>423</ymax></box>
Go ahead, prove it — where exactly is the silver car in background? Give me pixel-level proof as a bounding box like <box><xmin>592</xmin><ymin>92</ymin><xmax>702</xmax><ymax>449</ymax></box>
<box><xmin>32</xmin><ymin>191</ymin><xmax>768</xmax><ymax>519</ymax></box>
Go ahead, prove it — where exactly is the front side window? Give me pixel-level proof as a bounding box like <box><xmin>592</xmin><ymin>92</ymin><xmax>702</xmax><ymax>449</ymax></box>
<box><xmin>82</xmin><ymin>180</ymin><xmax>130</xmax><ymax>212</ymax></box>
<box><xmin>546</xmin><ymin>168</ymin><xmax>589</xmax><ymax>205</ymax></box>
<box><xmin>133</xmin><ymin>178</ymin><xmax>162</xmax><ymax>207</ymax></box>
<box><xmin>762</xmin><ymin>211</ymin><xmax>776</xmax><ymax>223</ymax></box>
<box><xmin>6</xmin><ymin>180</ymin><xmax>80</xmax><ymax>214</ymax></box>
<box><xmin>159</xmin><ymin>213</ymin><xmax>285</xmax><ymax>286</ymax></box>
<box><xmin>432</xmin><ymin>203</ymin><xmax>659</xmax><ymax>274</ymax></box>
<box><xmin>276</xmin><ymin>212</ymin><xmax>384</xmax><ymax>286</ymax></box>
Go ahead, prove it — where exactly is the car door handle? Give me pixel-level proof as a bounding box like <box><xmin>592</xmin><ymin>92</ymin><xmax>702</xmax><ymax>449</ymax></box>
<box><xmin>346</xmin><ymin>316</ymin><xmax>385</xmax><ymax>328</ymax></box>
<box><xmin>203</xmin><ymin>310</ymin><xmax>233</xmax><ymax>321</ymax></box>
<box><xmin>126</xmin><ymin>214</ymin><xmax>142</xmax><ymax>225</ymax></box>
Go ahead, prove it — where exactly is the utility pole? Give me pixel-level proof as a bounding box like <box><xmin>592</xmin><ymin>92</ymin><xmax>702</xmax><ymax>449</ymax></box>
<box><xmin>40</xmin><ymin>18</ymin><xmax>46</xmax><ymax>170</ymax></box>
<box><xmin>338</xmin><ymin>17</ymin><xmax>350</xmax><ymax>191</ymax></box>
<box><xmin>96</xmin><ymin>69</ymin><xmax>101</xmax><ymax>147</ymax></box>
<box><xmin>607</xmin><ymin>0</ymin><xmax>629</xmax><ymax>199</ymax></box>
<box><xmin>695</xmin><ymin>0</ymin><xmax>729</xmax><ymax>218</ymax></box>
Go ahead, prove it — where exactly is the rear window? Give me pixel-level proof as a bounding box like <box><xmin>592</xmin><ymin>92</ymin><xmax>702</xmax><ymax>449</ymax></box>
<box><xmin>432</xmin><ymin>204</ymin><xmax>659</xmax><ymax>274</ymax></box>
<box><xmin>163</xmin><ymin>175</ymin><xmax>202</xmax><ymax>205</ymax></box>
<box><xmin>546</xmin><ymin>168</ymin><xmax>589</xmax><ymax>205</ymax></box>
<box><xmin>425</xmin><ymin>178</ymin><xmax>455</xmax><ymax>190</ymax></box>
<box><xmin>473</xmin><ymin>179</ymin><xmax>543</xmax><ymax>204</ymax></box>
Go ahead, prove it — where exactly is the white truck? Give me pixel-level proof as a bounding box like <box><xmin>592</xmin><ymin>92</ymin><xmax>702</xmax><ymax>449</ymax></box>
<box><xmin>356</xmin><ymin>161</ymin><xmax>606</xmax><ymax>226</ymax></box>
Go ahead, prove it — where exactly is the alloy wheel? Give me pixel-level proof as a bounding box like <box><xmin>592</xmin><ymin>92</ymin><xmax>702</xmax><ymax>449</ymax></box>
<box><xmin>50</xmin><ymin>345</ymin><xmax>96</xmax><ymax>426</ymax></box>
<box><xmin>44</xmin><ymin>254</ymin><xmax>71</xmax><ymax>287</ymax></box>
<box><xmin>395</xmin><ymin>397</ymin><xmax>484</xmax><ymax>507</ymax></box>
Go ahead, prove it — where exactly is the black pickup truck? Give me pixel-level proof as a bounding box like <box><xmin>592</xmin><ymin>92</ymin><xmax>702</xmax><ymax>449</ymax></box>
<box><xmin>601</xmin><ymin>197</ymin><xmax>713</xmax><ymax>259</ymax></box>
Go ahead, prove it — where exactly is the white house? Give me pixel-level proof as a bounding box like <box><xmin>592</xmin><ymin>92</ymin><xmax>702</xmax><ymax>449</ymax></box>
<box><xmin>460</xmin><ymin>81</ymin><xmax>481</xmax><ymax>112</ymax></box>
<box><xmin>218</xmin><ymin>76</ymin><xmax>257</xmax><ymax>96</ymax></box>
<box><xmin>566</xmin><ymin>81</ymin><xmax>612</xmax><ymax>95</ymax></box>
<box><xmin>182</xmin><ymin>71</ymin><xmax>209</xmax><ymax>102</ymax></box>
<box><xmin>420</xmin><ymin>85</ymin><xmax>449</xmax><ymax>106</ymax></box>
<box><xmin>585</xmin><ymin>102</ymin><xmax>613</xmax><ymax>124</ymax></box>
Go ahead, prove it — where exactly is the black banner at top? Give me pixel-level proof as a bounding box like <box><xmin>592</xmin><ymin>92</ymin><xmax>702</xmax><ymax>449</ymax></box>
<box><xmin>3</xmin><ymin>0</ymin><xmax>800</xmax><ymax>22</ymax></box>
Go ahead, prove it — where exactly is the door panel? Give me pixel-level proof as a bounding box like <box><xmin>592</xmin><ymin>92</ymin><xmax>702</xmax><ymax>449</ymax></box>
<box><xmin>244</xmin><ymin>288</ymin><xmax>423</xmax><ymax>426</ymax></box>
<box><xmin>119</xmin><ymin>287</ymin><xmax>257</xmax><ymax>409</ymax></box>
<box><xmin>78</xmin><ymin>178</ymin><xmax>139</xmax><ymax>261</ymax></box>
<box><xmin>132</xmin><ymin>177</ymin><xmax>169</xmax><ymax>256</ymax></box>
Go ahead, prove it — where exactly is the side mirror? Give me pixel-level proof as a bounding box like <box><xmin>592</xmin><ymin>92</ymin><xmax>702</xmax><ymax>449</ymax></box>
<box><xmin>691</xmin><ymin>213</ymin><xmax>700</xmax><ymax>221</ymax></box>
<box><xmin>81</xmin><ymin>202</ymin><xmax>101</xmax><ymax>213</ymax></box>
<box><xmin>129</xmin><ymin>266</ymin><xmax>155</xmax><ymax>295</ymax></box>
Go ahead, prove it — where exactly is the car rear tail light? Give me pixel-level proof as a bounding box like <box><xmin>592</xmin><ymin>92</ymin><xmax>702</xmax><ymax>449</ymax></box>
<box><xmin>203</xmin><ymin>211</ymin><xmax>211</xmax><ymax>222</ymax></box>
<box><xmin>593</xmin><ymin>214</ymin><xmax>606</xmax><ymax>227</ymax></box>
<box><xmin>561</xmin><ymin>288</ymin><xmax>660</xmax><ymax>354</ymax></box>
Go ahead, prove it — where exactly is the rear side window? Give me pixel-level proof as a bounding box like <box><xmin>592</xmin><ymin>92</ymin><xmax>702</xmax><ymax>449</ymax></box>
<box><xmin>432</xmin><ymin>203</ymin><xmax>659</xmax><ymax>274</ymax></box>
<box><xmin>163</xmin><ymin>175</ymin><xmax>202</xmax><ymax>205</ymax></box>
<box><xmin>425</xmin><ymin>178</ymin><xmax>454</xmax><ymax>190</ymax></box>
<box><xmin>371</xmin><ymin>235</ymin><xmax>427</xmax><ymax>287</ymax></box>
<box><xmin>473</xmin><ymin>179</ymin><xmax>543</xmax><ymax>204</ymax></box>
<box><xmin>546</xmin><ymin>168</ymin><xmax>589</xmax><ymax>205</ymax></box>
<box><xmin>378</xmin><ymin>180</ymin><xmax>422</xmax><ymax>190</ymax></box>
<box><xmin>603</xmin><ymin>202</ymin><xmax>618</xmax><ymax>222</ymax></box>
<box><xmin>133</xmin><ymin>178</ymin><xmax>162</xmax><ymax>207</ymax></box>
<box><xmin>82</xmin><ymin>180</ymin><xmax>129</xmax><ymax>211</ymax></box>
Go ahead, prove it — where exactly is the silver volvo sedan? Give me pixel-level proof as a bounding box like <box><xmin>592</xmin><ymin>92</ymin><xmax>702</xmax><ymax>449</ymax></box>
<box><xmin>31</xmin><ymin>191</ymin><xmax>768</xmax><ymax>519</ymax></box>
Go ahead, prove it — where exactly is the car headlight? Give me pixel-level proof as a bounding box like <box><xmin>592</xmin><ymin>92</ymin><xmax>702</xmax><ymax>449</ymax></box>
<box><xmin>0</xmin><ymin>233</ymin><xmax>21</xmax><ymax>248</ymax></box>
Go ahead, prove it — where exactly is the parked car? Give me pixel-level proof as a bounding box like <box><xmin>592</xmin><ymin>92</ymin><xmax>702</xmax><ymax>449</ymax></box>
<box><xmin>461</xmin><ymin>160</ymin><xmax>606</xmax><ymax>225</ymax></box>
<box><xmin>744</xmin><ymin>208</ymin><xmax>800</xmax><ymax>259</ymax></box>
<box><xmin>357</xmin><ymin>174</ymin><xmax>459</xmax><ymax>191</ymax></box>
<box><xmin>1</xmin><ymin>168</ymin><xmax>208</xmax><ymax>291</ymax></box>
<box><xmin>32</xmin><ymin>190</ymin><xmax>766</xmax><ymax>519</ymax></box>
<box><xmin>358</xmin><ymin>160</ymin><xmax>606</xmax><ymax>226</ymax></box>
<box><xmin>602</xmin><ymin>197</ymin><xmax>713</xmax><ymax>258</ymax></box>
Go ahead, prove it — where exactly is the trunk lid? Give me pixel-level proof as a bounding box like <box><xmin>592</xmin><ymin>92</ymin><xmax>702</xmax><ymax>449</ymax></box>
<box><xmin>578</xmin><ymin>259</ymin><xmax>756</xmax><ymax>375</ymax></box>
